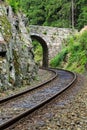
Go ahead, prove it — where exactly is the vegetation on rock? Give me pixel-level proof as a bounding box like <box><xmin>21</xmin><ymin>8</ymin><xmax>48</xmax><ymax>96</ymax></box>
<box><xmin>0</xmin><ymin>2</ymin><xmax>38</xmax><ymax>90</ymax></box>
<box><xmin>0</xmin><ymin>15</ymin><xmax>12</xmax><ymax>42</ymax></box>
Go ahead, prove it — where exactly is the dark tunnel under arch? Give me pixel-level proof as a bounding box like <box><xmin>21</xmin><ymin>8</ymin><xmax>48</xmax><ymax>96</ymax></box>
<box><xmin>31</xmin><ymin>34</ymin><xmax>48</xmax><ymax>67</ymax></box>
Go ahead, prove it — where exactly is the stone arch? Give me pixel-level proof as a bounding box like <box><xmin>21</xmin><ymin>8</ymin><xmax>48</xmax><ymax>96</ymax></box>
<box><xmin>31</xmin><ymin>34</ymin><xmax>48</xmax><ymax>67</ymax></box>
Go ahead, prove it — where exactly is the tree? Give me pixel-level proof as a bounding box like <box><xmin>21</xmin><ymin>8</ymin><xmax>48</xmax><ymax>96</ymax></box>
<box><xmin>5</xmin><ymin>0</ymin><xmax>87</xmax><ymax>30</ymax></box>
<box><xmin>71</xmin><ymin>0</ymin><xmax>74</xmax><ymax>28</ymax></box>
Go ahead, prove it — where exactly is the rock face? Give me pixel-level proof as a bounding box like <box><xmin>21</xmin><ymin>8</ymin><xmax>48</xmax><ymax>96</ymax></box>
<box><xmin>0</xmin><ymin>3</ymin><xmax>37</xmax><ymax>90</ymax></box>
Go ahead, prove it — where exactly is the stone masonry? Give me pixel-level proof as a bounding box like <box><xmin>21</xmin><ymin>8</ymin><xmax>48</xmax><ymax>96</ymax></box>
<box><xmin>30</xmin><ymin>25</ymin><xmax>77</xmax><ymax>60</ymax></box>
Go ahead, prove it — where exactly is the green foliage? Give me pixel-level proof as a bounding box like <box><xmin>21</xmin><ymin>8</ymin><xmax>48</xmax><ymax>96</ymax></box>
<box><xmin>32</xmin><ymin>40</ymin><xmax>43</xmax><ymax>65</ymax></box>
<box><xmin>4</xmin><ymin>0</ymin><xmax>87</xmax><ymax>73</ymax></box>
<box><xmin>50</xmin><ymin>31</ymin><xmax>87</xmax><ymax>73</ymax></box>
<box><xmin>50</xmin><ymin>48</ymin><xmax>68</xmax><ymax>67</ymax></box>
<box><xmin>75</xmin><ymin>0</ymin><xmax>87</xmax><ymax>29</ymax></box>
<box><xmin>5</xmin><ymin>0</ymin><xmax>87</xmax><ymax>30</ymax></box>
<box><xmin>5</xmin><ymin>0</ymin><xmax>21</xmax><ymax>13</ymax></box>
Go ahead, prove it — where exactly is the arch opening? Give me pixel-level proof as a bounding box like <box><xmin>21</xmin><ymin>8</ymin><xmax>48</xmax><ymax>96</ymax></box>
<box><xmin>31</xmin><ymin>35</ymin><xmax>48</xmax><ymax>68</ymax></box>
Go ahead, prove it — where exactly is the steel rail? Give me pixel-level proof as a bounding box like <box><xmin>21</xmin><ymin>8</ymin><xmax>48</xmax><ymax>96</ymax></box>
<box><xmin>0</xmin><ymin>68</ymin><xmax>77</xmax><ymax>130</ymax></box>
<box><xmin>0</xmin><ymin>68</ymin><xmax>57</xmax><ymax>104</ymax></box>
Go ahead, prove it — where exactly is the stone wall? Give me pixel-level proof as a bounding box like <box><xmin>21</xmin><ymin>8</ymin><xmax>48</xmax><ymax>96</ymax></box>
<box><xmin>30</xmin><ymin>25</ymin><xmax>77</xmax><ymax>60</ymax></box>
<box><xmin>0</xmin><ymin>3</ymin><xmax>37</xmax><ymax>90</ymax></box>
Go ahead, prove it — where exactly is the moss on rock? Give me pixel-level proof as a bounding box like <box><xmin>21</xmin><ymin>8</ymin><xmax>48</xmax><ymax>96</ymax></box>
<box><xmin>0</xmin><ymin>15</ymin><xmax>12</xmax><ymax>42</ymax></box>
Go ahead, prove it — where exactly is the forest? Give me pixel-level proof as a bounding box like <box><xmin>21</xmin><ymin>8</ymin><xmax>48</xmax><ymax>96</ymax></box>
<box><xmin>6</xmin><ymin>0</ymin><xmax>87</xmax><ymax>30</ymax></box>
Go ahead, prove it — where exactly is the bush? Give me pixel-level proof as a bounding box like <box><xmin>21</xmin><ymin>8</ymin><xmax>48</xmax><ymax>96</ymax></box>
<box><xmin>50</xmin><ymin>48</ymin><xmax>68</xmax><ymax>67</ymax></box>
<box><xmin>32</xmin><ymin>40</ymin><xmax>43</xmax><ymax>65</ymax></box>
<box><xmin>6</xmin><ymin>0</ymin><xmax>20</xmax><ymax>13</ymax></box>
<box><xmin>50</xmin><ymin>31</ymin><xmax>87</xmax><ymax>73</ymax></box>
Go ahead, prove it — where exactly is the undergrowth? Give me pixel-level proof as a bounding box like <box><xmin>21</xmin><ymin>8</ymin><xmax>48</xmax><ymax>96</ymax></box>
<box><xmin>50</xmin><ymin>31</ymin><xmax>87</xmax><ymax>73</ymax></box>
<box><xmin>32</xmin><ymin>40</ymin><xmax>43</xmax><ymax>66</ymax></box>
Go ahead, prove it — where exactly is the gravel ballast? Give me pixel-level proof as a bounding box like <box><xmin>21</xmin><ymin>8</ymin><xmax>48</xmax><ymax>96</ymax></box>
<box><xmin>0</xmin><ymin>69</ymin><xmax>53</xmax><ymax>100</ymax></box>
<box><xmin>6</xmin><ymin>74</ymin><xmax>87</xmax><ymax>130</ymax></box>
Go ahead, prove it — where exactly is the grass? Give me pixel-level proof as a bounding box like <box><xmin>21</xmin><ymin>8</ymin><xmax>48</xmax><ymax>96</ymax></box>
<box><xmin>50</xmin><ymin>31</ymin><xmax>87</xmax><ymax>73</ymax></box>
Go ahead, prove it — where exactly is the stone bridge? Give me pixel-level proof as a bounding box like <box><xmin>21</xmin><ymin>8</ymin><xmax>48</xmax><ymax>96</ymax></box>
<box><xmin>29</xmin><ymin>25</ymin><xmax>76</xmax><ymax>67</ymax></box>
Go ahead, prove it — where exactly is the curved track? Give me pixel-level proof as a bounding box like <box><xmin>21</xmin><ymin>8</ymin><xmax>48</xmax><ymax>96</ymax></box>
<box><xmin>0</xmin><ymin>68</ymin><xmax>57</xmax><ymax>104</ymax></box>
<box><xmin>0</xmin><ymin>68</ymin><xmax>77</xmax><ymax>129</ymax></box>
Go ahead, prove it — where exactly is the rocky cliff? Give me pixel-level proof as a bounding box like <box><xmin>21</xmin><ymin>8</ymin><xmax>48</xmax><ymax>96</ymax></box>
<box><xmin>0</xmin><ymin>2</ymin><xmax>37</xmax><ymax>90</ymax></box>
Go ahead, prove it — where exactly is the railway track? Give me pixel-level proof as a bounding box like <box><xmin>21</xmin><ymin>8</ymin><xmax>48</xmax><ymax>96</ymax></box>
<box><xmin>0</xmin><ymin>68</ymin><xmax>77</xmax><ymax>129</ymax></box>
<box><xmin>0</xmin><ymin>68</ymin><xmax>57</xmax><ymax>104</ymax></box>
